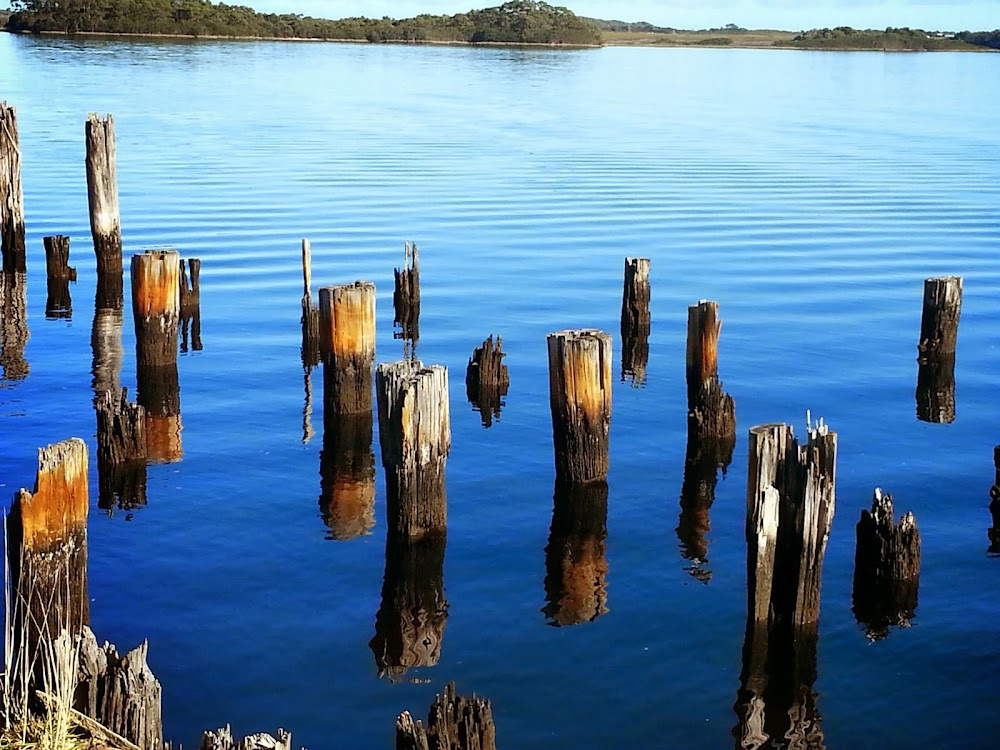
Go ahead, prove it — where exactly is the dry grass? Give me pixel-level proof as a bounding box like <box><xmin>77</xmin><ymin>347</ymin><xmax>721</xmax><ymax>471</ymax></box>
<box><xmin>603</xmin><ymin>29</ymin><xmax>798</xmax><ymax>47</ymax></box>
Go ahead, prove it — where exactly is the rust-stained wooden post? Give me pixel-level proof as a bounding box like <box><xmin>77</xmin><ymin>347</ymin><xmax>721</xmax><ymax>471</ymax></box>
<box><xmin>319</xmin><ymin>280</ymin><xmax>376</xmax><ymax>416</ymax></box>
<box><xmin>852</xmin><ymin>488</ymin><xmax>921</xmax><ymax>640</ymax></box>
<box><xmin>989</xmin><ymin>446</ymin><xmax>1000</xmax><ymax>554</ymax></box>
<box><xmin>96</xmin><ymin>387</ymin><xmax>148</xmax><ymax>512</ymax></box>
<box><xmin>8</xmin><ymin>439</ymin><xmax>90</xmax><ymax>648</ymax></box>
<box><xmin>376</xmin><ymin>361</ymin><xmax>450</xmax><ymax>538</ymax></box>
<box><xmin>370</xmin><ymin>531</ymin><xmax>448</xmax><ymax>680</ymax></box>
<box><xmin>131</xmin><ymin>250</ymin><xmax>182</xmax><ymax>463</ymax></box>
<box><xmin>300</xmin><ymin>239</ymin><xmax>319</xmax><ymax>367</ymax></box>
<box><xmin>0</xmin><ymin>270</ymin><xmax>29</xmax><ymax>381</ymax></box>
<box><xmin>465</xmin><ymin>334</ymin><xmax>509</xmax><ymax>428</ymax></box>
<box><xmin>547</xmin><ymin>329</ymin><xmax>612</xmax><ymax>484</ymax></box>
<box><xmin>320</xmin><ymin>412</ymin><xmax>376</xmax><ymax>540</ymax></box>
<box><xmin>620</xmin><ymin>257</ymin><xmax>650</xmax><ymax>385</ymax></box>
<box><xmin>44</xmin><ymin>235</ymin><xmax>76</xmax><ymax>319</ymax></box>
<box><xmin>393</xmin><ymin>241</ymin><xmax>420</xmax><ymax>346</ymax></box>
<box><xmin>396</xmin><ymin>682</ymin><xmax>496</xmax><ymax>750</ymax></box>
<box><xmin>543</xmin><ymin>481</ymin><xmax>609</xmax><ymax>627</ymax></box>
<box><xmin>746</xmin><ymin>419</ymin><xmax>837</xmax><ymax>631</ymax></box>
<box><xmin>86</xmin><ymin>113</ymin><xmax>123</xmax><ymax>309</ymax></box>
<box><xmin>179</xmin><ymin>257</ymin><xmax>202</xmax><ymax>353</ymax></box>
<box><xmin>687</xmin><ymin>300</ymin><xmax>735</xmax><ymax>442</ymax></box>
<box><xmin>0</xmin><ymin>102</ymin><xmax>25</xmax><ymax>274</ymax></box>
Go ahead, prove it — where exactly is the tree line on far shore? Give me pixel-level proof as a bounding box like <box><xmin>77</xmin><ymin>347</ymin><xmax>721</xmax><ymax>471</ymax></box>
<box><xmin>3</xmin><ymin>0</ymin><xmax>604</xmax><ymax>44</ymax></box>
<box><xmin>788</xmin><ymin>26</ymin><xmax>1000</xmax><ymax>51</ymax></box>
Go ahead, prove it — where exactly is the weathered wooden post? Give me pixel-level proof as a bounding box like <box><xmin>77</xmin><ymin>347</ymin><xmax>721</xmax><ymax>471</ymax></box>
<box><xmin>86</xmin><ymin>113</ymin><xmax>123</xmax><ymax>309</ymax></box>
<box><xmin>319</xmin><ymin>280</ymin><xmax>376</xmax><ymax>416</ymax></box>
<box><xmin>96</xmin><ymin>387</ymin><xmax>148</xmax><ymax>512</ymax></box>
<box><xmin>370</xmin><ymin>531</ymin><xmax>448</xmax><ymax>680</ymax></box>
<box><xmin>319</xmin><ymin>412</ymin><xmax>376</xmax><ymax>540</ymax></box>
<box><xmin>465</xmin><ymin>334</ymin><xmax>509</xmax><ymax>428</ymax></box>
<box><xmin>989</xmin><ymin>446</ymin><xmax>1000</xmax><ymax>554</ymax></box>
<box><xmin>396</xmin><ymin>682</ymin><xmax>496</xmax><ymax>750</ymax></box>
<box><xmin>676</xmin><ymin>428</ymin><xmax>734</xmax><ymax>584</ymax></box>
<box><xmin>376</xmin><ymin>361</ymin><xmax>450</xmax><ymax>538</ymax></box>
<box><xmin>0</xmin><ymin>270</ymin><xmax>29</xmax><ymax>381</ymax></box>
<box><xmin>179</xmin><ymin>257</ymin><xmax>202</xmax><ymax>353</ymax></box>
<box><xmin>852</xmin><ymin>488</ymin><xmax>921</xmax><ymax>640</ymax></box>
<box><xmin>620</xmin><ymin>257</ymin><xmax>650</xmax><ymax>385</ymax></box>
<box><xmin>543</xmin><ymin>481</ymin><xmax>609</xmax><ymax>627</ymax></box>
<box><xmin>0</xmin><ymin>102</ymin><xmax>25</xmax><ymax>274</ymax></box>
<box><xmin>199</xmin><ymin>725</ymin><xmax>292</xmax><ymax>750</ymax></box>
<box><xmin>687</xmin><ymin>300</ymin><xmax>736</xmax><ymax>442</ymax></box>
<box><xmin>547</xmin><ymin>329</ymin><xmax>612</xmax><ymax>484</ymax></box>
<box><xmin>393</xmin><ymin>241</ymin><xmax>420</xmax><ymax>346</ymax></box>
<box><xmin>8</xmin><ymin>439</ymin><xmax>90</xmax><ymax>648</ymax></box>
<box><xmin>131</xmin><ymin>249</ymin><xmax>182</xmax><ymax>463</ymax></box>
<box><xmin>44</xmin><ymin>235</ymin><xmax>76</xmax><ymax>319</ymax></box>
<box><xmin>91</xmin><ymin>306</ymin><xmax>123</xmax><ymax>399</ymax></box>
<box><xmin>300</xmin><ymin>239</ymin><xmax>319</xmax><ymax>367</ymax></box>
<box><xmin>915</xmin><ymin>276</ymin><xmax>961</xmax><ymax>424</ymax></box>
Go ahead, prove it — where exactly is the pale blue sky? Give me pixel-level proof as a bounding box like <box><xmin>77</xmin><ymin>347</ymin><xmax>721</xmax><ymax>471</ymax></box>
<box><xmin>249</xmin><ymin>1</ymin><xmax>999</xmax><ymax>31</ymax></box>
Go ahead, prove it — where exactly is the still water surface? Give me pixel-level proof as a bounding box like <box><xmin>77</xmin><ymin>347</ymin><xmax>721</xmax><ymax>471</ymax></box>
<box><xmin>1</xmin><ymin>33</ymin><xmax>999</xmax><ymax>749</ymax></box>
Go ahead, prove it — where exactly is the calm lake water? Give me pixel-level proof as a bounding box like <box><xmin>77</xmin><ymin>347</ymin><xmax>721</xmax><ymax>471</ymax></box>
<box><xmin>1</xmin><ymin>32</ymin><xmax>999</xmax><ymax>749</ymax></box>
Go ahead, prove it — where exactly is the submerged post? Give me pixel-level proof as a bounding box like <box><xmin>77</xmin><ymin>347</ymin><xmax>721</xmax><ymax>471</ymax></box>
<box><xmin>131</xmin><ymin>249</ymin><xmax>182</xmax><ymax>463</ymax></box>
<box><xmin>547</xmin><ymin>329</ymin><xmax>612</xmax><ymax>484</ymax></box>
<box><xmin>8</xmin><ymin>439</ymin><xmax>90</xmax><ymax>646</ymax></box>
<box><xmin>376</xmin><ymin>361</ymin><xmax>450</xmax><ymax>538</ymax></box>
<box><xmin>852</xmin><ymin>488</ymin><xmax>921</xmax><ymax>640</ymax></box>
<box><xmin>395</xmin><ymin>682</ymin><xmax>496</xmax><ymax>750</ymax></box>
<box><xmin>465</xmin><ymin>334</ymin><xmax>509</xmax><ymax>428</ymax></box>
<box><xmin>0</xmin><ymin>102</ymin><xmax>25</xmax><ymax>274</ymax></box>
<box><xmin>620</xmin><ymin>257</ymin><xmax>650</xmax><ymax>385</ymax></box>
<box><xmin>86</xmin><ymin>113</ymin><xmax>123</xmax><ymax>309</ymax></box>
<box><xmin>393</xmin><ymin>241</ymin><xmax>420</xmax><ymax>346</ymax></box>
<box><xmin>95</xmin><ymin>387</ymin><xmax>148</xmax><ymax>511</ymax></box>
<box><xmin>179</xmin><ymin>257</ymin><xmax>202</xmax><ymax>352</ymax></box>
<box><xmin>319</xmin><ymin>281</ymin><xmax>376</xmax><ymax>416</ymax></box>
<box><xmin>44</xmin><ymin>235</ymin><xmax>76</xmax><ymax>318</ymax></box>
<box><xmin>687</xmin><ymin>300</ymin><xmax>735</xmax><ymax>442</ymax></box>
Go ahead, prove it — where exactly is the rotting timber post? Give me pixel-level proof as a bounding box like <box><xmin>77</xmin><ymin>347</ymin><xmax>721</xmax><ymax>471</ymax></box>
<box><xmin>547</xmin><ymin>329</ymin><xmax>612</xmax><ymax>484</ymax></box>
<box><xmin>376</xmin><ymin>360</ymin><xmax>450</xmax><ymax>538</ymax></box>
<box><xmin>44</xmin><ymin>235</ymin><xmax>76</xmax><ymax>319</ymax></box>
<box><xmin>179</xmin><ymin>257</ymin><xmax>202</xmax><ymax>352</ymax></box>
<box><xmin>131</xmin><ymin>249</ymin><xmax>182</xmax><ymax>463</ymax></box>
<box><xmin>396</xmin><ymin>681</ymin><xmax>497</xmax><ymax>750</ymax></box>
<box><xmin>620</xmin><ymin>257</ymin><xmax>650</xmax><ymax>385</ymax></box>
<box><xmin>319</xmin><ymin>280</ymin><xmax>376</xmax><ymax>416</ymax></box>
<box><xmin>686</xmin><ymin>300</ymin><xmax>735</xmax><ymax>443</ymax></box>
<box><xmin>95</xmin><ymin>387</ymin><xmax>148</xmax><ymax>511</ymax></box>
<box><xmin>0</xmin><ymin>102</ymin><xmax>25</xmax><ymax>274</ymax></box>
<box><xmin>852</xmin><ymin>488</ymin><xmax>921</xmax><ymax>640</ymax></box>
<box><xmin>393</xmin><ymin>241</ymin><xmax>420</xmax><ymax>348</ymax></box>
<box><xmin>916</xmin><ymin>276</ymin><xmax>961</xmax><ymax>424</ymax></box>
<box><xmin>86</xmin><ymin>113</ymin><xmax>123</xmax><ymax>309</ymax></box>
<box><xmin>300</xmin><ymin>238</ymin><xmax>319</xmax><ymax>367</ymax></box>
<box><xmin>465</xmin><ymin>334</ymin><xmax>509</xmax><ymax>427</ymax></box>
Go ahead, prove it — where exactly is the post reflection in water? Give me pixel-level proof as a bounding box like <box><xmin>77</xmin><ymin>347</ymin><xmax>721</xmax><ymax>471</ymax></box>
<box><xmin>915</xmin><ymin>354</ymin><xmax>955</xmax><ymax>424</ymax></box>
<box><xmin>98</xmin><ymin>460</ymin><xmax>147</xmax><ymax>515</ymax></box>
<box><xmin>542</xmin><ymin>480</ymin><xmax>609</xmax><ymax>627</ymax></box>
<box><xmin>733</xmin><ymin>622</ymin><xmax>825</xmax><ymax>750</ymax></box>
<box><xmin>319</xmin><ymin>410</ymin><xmax>375</xmax><ymax>540</ymax></box>
<box><xmin>369</xmin><ymin>530</ymin><xmax>448</xmax><ymax>681</ymax></box>
<box><xmin>45</xmin><ymin>276</ymin><xmax>72</xmax><ymax>320</ymax></box>
<box><xmin>677</xmin><ymin>429</ymin><xmax>734</xmax><ymax>583</ymax></box>
<box><xmin>91</xmin><ymin>297</ymin><xmax>123</xmax><ymax>401</ymax></box>
<box><xmin>137</xmin><ymin>362</ymin><xmax>182</xmax><ymax>464</ymax></box>
<box><xmin>0</xmin><ymin>271</ymin><xmax>29</xmax><ymax>381</ymax></box>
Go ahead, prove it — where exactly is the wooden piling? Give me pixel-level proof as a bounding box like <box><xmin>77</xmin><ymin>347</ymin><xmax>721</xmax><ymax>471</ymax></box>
<box><xmin>393</xmin><ymin>241</ymin><xmax>420</xmax><ymax>345</ymax></box>
<box><xmin>179</xmin><ymin>257</ymin><xmax>202</xmax><ymax>352</ymax></box>
<box><xmin>0</xmin><ymin>102</ymin><xmax>25</xmax><ymax>274</ymax></box>
<box><xmin>465</xmin><ymin>334</ymin><xmax>509</xmax><ymax>428</ymax></box>
<box><xmin>86</xmin><ymin>113</ymin><xmax>123</xmax><ymax>308</ymax></box>
<box><xmin>918</xmin><ymin>276</ymin><xmax>962</xmax><ymax>358</ymax></box>
<box><xmin>300</xmin><ymin>239</ymin><xmax>319</xmax><ymax>367</ymax></box>
<box><xmin>376</xmin><ymin>361</ymin><xmax>450</xmax><ymax>538</ymax></box>
<box><xmin>547</xmin><ymin>329</ymin><xmax>612</xmax><ymax>484</ymax></box>
<box><xmin>319</xmin><ymin>280</ymin><xmax>376</xmax><ymax>417</ymax></box>
<box><xmin>0</xmin><ymin>270</ymin><xmax>29</xmax><ymax>381</ymax></box>
<box><xmin>43</xmin><ymin>235</ymin><xmax>76</xmax><ymax>318</ymax></box>
<box><xmin>746</xmin><ymin>420</ymin><xmax>837</xmax><ymax>631</ymax></box>
<box><xmin>686</xmin><ymin>300</ymin><xmax>735</xmax><ymax>442</ymax></box>
<box><xmin>396</xmin><ymin>682</ymin><xmax>496</xmax><ymax>750</ymax></box>
<box><xmin>543</xmin><ymin>480</ymin><xmax>609</xmax><ymax>627</ymax></box>
<box><xmin>96</xmin><ymin>387</ymin><xmax>148</xmax><ymax>511</ymax></box>
<box><xmin>620</xmin><ymin>257</ymin><xmax>650</xmax><ymax>385</ymax></box>
<box><xmin>199</xmin><ymin>725</ymin><xmax>291</xmax><ymax>750</ymax></box>
<box><xmin>915</xmin><ymin>353</ymin><xmax>955</xmax><ymax>424</ymax></box>
<box><xmin>370</xmin><ymin>531</ymin><xmax>448</xmax><ymax>680</ymax></box>
<box><xmin>131</xmin><ymin>250</ymin><xmax>182</xmax><ymax>463</ymax></box>
<box><xmin>989</xmin><ymin>446</ymin><xmax>1000</xmax><ymax>554</ymax></box>
<box><xmin>8</xmin><ymin>439</ymin><xmax>90</xmax><ymax>649</ymax></box>
<box><xmin>320</xmin><ymin>411</ymin><xmax>376</xmax><ymax>540</ymax></box>
<box><xmin>852</xmin><ymin>488</ymin><xmax>921</xmax><ymax>640</ymax></box>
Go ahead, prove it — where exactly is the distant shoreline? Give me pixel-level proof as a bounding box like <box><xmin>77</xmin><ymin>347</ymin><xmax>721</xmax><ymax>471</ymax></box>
<box><xmin>2</xmin><ymin>27</ymin><xmax>994</xmax><ymax>52</ymax></box>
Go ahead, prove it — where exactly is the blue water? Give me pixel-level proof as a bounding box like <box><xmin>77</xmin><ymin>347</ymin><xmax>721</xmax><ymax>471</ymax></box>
<box><xmin>1</xmin><ymin>33</ymin><xmax>999</xmax><ymax>749</ymax></box>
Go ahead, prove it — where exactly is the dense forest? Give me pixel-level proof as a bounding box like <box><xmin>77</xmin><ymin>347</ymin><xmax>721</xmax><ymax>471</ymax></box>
<box><xmin>787</xmin><ymin>26</ymin><xmax>984</xmax><ymax>51</ymax></box>
<box><xmin>3</xmin><ymin>0</ymin><xmax>603</xmax><ymax>44</ymax></box>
